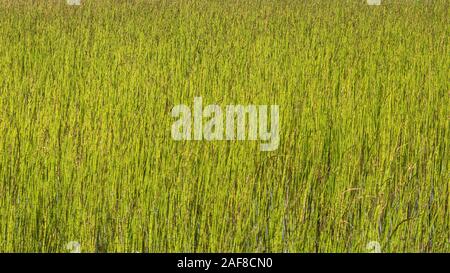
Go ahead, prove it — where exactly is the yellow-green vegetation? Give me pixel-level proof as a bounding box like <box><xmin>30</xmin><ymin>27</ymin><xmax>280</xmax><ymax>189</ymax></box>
<box><xmin>0</xmin><ymin>0</ymin><xmax>448</xmax><ymax>252</ymax></box>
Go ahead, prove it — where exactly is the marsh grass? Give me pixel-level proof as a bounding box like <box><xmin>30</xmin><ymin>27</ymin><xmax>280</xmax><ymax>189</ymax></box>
<box><xmin>0</xmin><ymin>0</ymin><xmax>448</xmax><ymax>252</ymax></box>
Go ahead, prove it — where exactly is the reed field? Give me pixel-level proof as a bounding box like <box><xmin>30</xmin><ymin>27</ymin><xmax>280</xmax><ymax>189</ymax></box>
<box><xmin>0</xmin><ymin>0</ymin><xmax>448</xmax><ymax>252</ymax></box>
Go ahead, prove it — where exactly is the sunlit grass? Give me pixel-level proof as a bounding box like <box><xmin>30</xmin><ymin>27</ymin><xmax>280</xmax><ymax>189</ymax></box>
<box><xmin>0</xmin><ymin>0</ymin><xmax>448</xmax><ymax>252</ymax></box>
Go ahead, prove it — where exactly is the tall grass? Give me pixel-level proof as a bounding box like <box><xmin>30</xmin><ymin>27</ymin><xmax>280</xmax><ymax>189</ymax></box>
<box><xmin>0</xmin><ymin>0</ymin><xmax>448</xmax><ymax>252</ymax></box>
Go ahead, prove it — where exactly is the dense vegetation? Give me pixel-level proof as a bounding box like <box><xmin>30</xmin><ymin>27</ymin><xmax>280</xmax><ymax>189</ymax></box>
<box><xmin>0</xmin><ymin>0</ymin><xmax>448</xmax><ymax>252</ymax></box>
